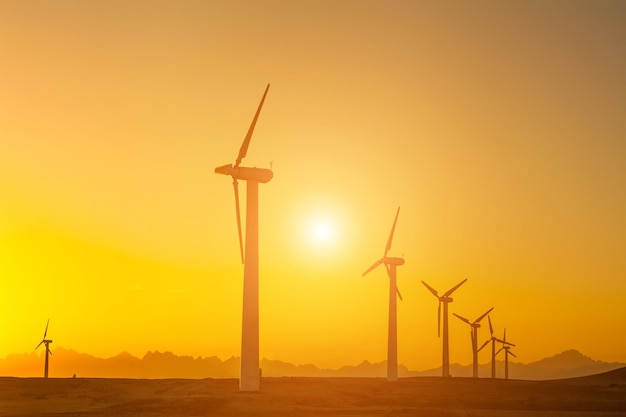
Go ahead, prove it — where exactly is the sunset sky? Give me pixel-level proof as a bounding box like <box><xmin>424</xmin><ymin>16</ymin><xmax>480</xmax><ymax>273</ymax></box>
<box><xmin>1</xmin><ymin>1</ymin><xmax>625</xmax><ymax>374</ymax></box>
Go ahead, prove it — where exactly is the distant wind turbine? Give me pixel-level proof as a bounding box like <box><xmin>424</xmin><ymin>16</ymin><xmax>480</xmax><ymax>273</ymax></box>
<box><xmin>478</xmin><ymin>315</ymin><xmax>513</xmax><ymax>378</ymax></box>
<box><xmin>362</xmin><ymin>207</ymin><xmax>404</xmax><ymax>382</ymax></box>
<box><xmin>421</xmin><ymin>278</ymin><xmax>467</xmax><ymax>377</ymax></box>
<box><xmin>496</xmin><ymin>328</ymin><xmax>517</xmax><ymax>380</ymax></box>
<box><xmin>34</xmin><ymin>319</ymin><xmax>53</xmax><ymax>378</ymax></box>
<box><xmin>453</xmin><ymin>307</ymin><xmax>493</xmax><ymax>378</ymax></box>
<box><xmin>215</xmin><ymin>83</ymin><xmax>273</xmax><ymax>392</ymax></box>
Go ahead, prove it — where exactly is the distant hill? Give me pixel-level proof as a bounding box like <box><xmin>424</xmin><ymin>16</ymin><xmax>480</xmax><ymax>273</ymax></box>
<box><xmin>1</xmin><ymin>348</ymin><xmax>623</xmax><ymax>380</ymax></box>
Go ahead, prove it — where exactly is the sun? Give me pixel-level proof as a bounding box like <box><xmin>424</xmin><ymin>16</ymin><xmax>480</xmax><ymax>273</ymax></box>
<box><xmin>312</xmin><ymin>221</ymin><xmax>333</xmax><ymax>243</ymax></box>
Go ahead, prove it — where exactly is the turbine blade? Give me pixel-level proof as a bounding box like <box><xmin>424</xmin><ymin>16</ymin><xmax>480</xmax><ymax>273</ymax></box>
<box><xmin>503</xmin><ymin>328</ymin><xmax>507</xmax><ymax>343</ymax></box>
<box><xmin>43</xmin><ymin>319</ymin><xmax>49</xmax><ymax>339</ymax></box>
<box><xmin>453</xmin><ymin>313</ymin><xmax>470</xmax><ymax>325</ymax></box>
<box><xmin>437</xmin><ymin>301</ymin><xmax>441</xmax><ymax>338</ymax></box>
<box><xmin>35</xmin><ymin>340</ymin><xmax>43</xmax><ymax>351</ymax></box>
<box><xmin>362</xmin><ymin>259</ymin><xmax>383</xmax><ymax>276</ymax></box>
<box><xmin>235</xmin><ymin>83</ymin><xmax>270</xmax><ymax>168</ymax></box>
<box><xmin>488</xmin><ymin>315</ymin><xmax>493</xmax><ymax>336</ymax></box>
<box><xmin>384</xmin><ymin>207</ymin><xmax>400</xmax><ymax>257</ymax></box>
<box><xmin>233</xmin><ymin>179</ymin><xmax>244</xmax><ymax>264</ymax></box>
<box><xmin>475</xmin><ymin>307</ymin><xmax>494</xmax><ymax>324</ymax></box>
<box><xmin>509</xmin><ymin>351</ymin><xmax>517</xmax><ymax>358</ymax></box>
<box><xmin>396</xmin><ymin>285</ymin><xmax>403</xmax><ymax>301</ymax></box>
<box><xmin>48</xmin><ymin>348</ymin><xmax>52</xmax><ymax>356</ymax></box>
<box><xmin>478</xmin><ymin>339</ymin><xmax>490</xmax><ymax>352</ymax></box>
<box><xmin>495</xmin><ymin>338</ymin><xmax>513</xmax><ymax>346</ymax></box>
<box><xmin>421</xmin><ymin>281</ymin><xmax>439</xmax><ymax>298</ymax></box>
<box><xmin>496</xmin><ymin>347</ymin><xmax>503</xmax><ymax>356</ymax></box>
<box><xmin>443</xmin><ymin>278</ymin><xmax>467</xmax><ymax>297</ymax></box>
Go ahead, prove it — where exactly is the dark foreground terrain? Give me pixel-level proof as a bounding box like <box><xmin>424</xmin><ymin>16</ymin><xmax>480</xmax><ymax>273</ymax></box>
<box><xmin>1</xmin><ymin>368</ymin><xmax>626</xmax><ymax>416</ymax></box>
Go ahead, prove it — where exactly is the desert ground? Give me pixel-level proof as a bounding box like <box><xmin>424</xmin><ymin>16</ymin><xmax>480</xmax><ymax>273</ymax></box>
<box><xmin>1</xmin><ymin>369</ymin><xmax>625</xmax><ymax>417</ymax></box>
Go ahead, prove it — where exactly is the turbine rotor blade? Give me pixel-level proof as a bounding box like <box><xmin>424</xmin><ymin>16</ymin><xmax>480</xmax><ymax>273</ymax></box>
<box><xmin>235</xmin><ymin>83</ymin><xmax>270</xmax><ymax>168</ymax></box>
<box><xmin>509</xmin><ymin>351</ymin><xmax>518</xmax><ymax>358</ymax></box>
<box><xmin>475</xmin><ymin>307</ymin><xmax>494</xmax><ymax>324</ymax></box>
<box><xmin>443</xmin><ymin>278</ymin><xmax>467</xmax><ymax>297</ymax></box>
<box><xmin>488</xmin><ymin>315</ymin><xmax>494</xmax><ymax>336</ymax></box>
<box><xmin>496</xmin><ymin>347</ymin><xmax>504</xmax><ymax>356</ymax></box>
<box><xmin>396</xmin><ymin>285</ymin><xmax>403</xmax><ymax>301</ymax></box>
<box><xmin>503</xmin><ymin>328</ymin><xmax>507</xmax><ymax>343</ymax></box>
<box><xmin>35</xmin><ymin>340</ymin><xmax>44</xmax><ymax>351</ymax></box>
<box><xmin>43</xmin><ymin>319</ymin><xmax>49</xmax><ymax>339</ymax></box>
<box><xmin>453</xmin><ymin>313</ymin><xmax>470</xmax><ymax>325</ymax></box>
<box><xmin>421</xmin><ymin>281</ymin><xmax>439</xmax><ymax>298</ymax></box>
<box><xmin>478</xmin><ymin>339</ymin><xmax>490</xmax><ymax>352</ymax></box>
<box><xmin>362</xmin><ymin>259</ymin><xmax>383</xmax><ymax>276</ymax></box>
<box><xmin>233</xmin><ymin>179</ymin><xmax>244</xmax><ymax>264</ymax></box>
<box><xmin>384</xmin><ymin>207</ymin><xmax>400</xmax><ymax>257</ymax></box>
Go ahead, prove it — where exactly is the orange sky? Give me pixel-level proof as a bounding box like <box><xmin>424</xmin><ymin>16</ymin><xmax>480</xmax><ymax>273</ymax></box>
<box><xmin>1</xmin><ymin>0</ymin><xmax>626</xmax><ymax>373</ymax></box>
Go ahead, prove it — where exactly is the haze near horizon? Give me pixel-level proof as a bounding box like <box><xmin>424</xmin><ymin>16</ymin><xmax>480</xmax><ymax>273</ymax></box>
<box><xmin>1</xmin><ymin>0</ymin><xmax>625</xmax><ymax>373</ymax></box>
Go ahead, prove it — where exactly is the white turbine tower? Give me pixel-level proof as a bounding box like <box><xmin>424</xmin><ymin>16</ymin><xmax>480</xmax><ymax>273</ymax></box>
<box><xmin>478</xmin><ymin>315</ymin><xmax>513</xmax><ymax>378</ymax></box>
<box><xmin>362</xmin><ymin>207</ymin><xmax>404</xmax><ymax>382</ymax></box>
<box><xmin>453</xmin><ymin>307</ymin><xmax>493</xmax><ymax>378</ymax></box>
<box><xmin>496</xmin><ymin>328</ymin><xmax>517</xmax><ymax>380</ymax></box>
<box><xmin>35</xmin><ymin>319</ymin><xmax>53</xmax><ymax>379</ymax></box>
<box><xmin>422</xmin><ymin>279</ymin><xmax>467</xmax><ymax>377</ymax></box>
<box><xmin>215</xmin><ymin>83</ymin><xmax>272</xmax><ymax>392</ymax></box>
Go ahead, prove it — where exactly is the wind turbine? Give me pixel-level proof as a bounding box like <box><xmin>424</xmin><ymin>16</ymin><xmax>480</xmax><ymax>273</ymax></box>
<box><xmin>35</xmin><ymin>319</ymin><xmax>53</xmax><ymax>378</ymax></box>
<box><xmin>453</xmin><ymin>307</ymin><xmax>493</xmax><ymax>378</ymax></box>
<box><xmin>496</xmin><ymin>328</ymin><xmax>517</xmax><ymax>380</ymax></box>
<box><xmin>478</xmin><ymin>315</ymin><xmax>513</xmax><ymax>378</ymax></box>
<box><xmin>421</xmin><ymin>278</ymin><xmax>467</xmax><ymax>377</ymax></box>
<box><xmin>215</xmin><ymin>83</ymin><xmax>273</xmax><ymax>392</ymax></box>
<box><xmin>362</xmin><ymin>207</ymin><xmax>404</xmax><ymax>382</ymax></box>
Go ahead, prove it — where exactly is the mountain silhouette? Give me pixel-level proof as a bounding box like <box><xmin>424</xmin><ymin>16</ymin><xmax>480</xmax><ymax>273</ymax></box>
<box><xmin>0</xmin><ymin>348</ymin><xmax>623</xmax><ymax>380</ymax></box>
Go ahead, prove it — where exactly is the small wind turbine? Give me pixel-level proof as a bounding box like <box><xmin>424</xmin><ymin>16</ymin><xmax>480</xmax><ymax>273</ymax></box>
<box><xmin>478</xmin><ymin>315</ymin><xmax>513</xmax><ymax>378</ymax></box>
<box><xmin>215</xmin><ymin>83</ymin><xmax>273</xmax><ymax>392</ymax></box>
<box><xmin>453</xmin><ymin>307</ymin><xmax>493</xmax><ymax>378</ymax></box>
<box><xmin>362</xmin><ymin>207</ymin><xmax>404</xmax><ymax>382</ymax></box>
<box><xmin>35</xmin><ymin>319</ymin><xmax>53</xmax><ymax>378</ymax></box>
<box><xmin>496</xmin><ymin>328</ymin><xmax>517</xmax><ymax>380</ymax></box>
<box><xmin>421</xmin><ymin>278</ymin><xmax>467</xmax><ymax>377</ymax></box>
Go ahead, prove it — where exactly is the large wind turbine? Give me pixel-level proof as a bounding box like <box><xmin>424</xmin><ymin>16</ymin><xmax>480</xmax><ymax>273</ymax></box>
<box><xmin>215</xmin><ymin>83</ymin><xmax>273</xmax><ymax>392</ymax></box>
<box><xmin>362</xmin><ymin>207</ymin><xmax>404</xmax><ymax>382</ymax></box>
<box><xmin>496</xmin><ymin>328</ymin><xmax>517</xmax><ymax>380</ymax></box>
<box><xmin>35</xmin><ymin>319</ymin><xmax>53</xmax><ymax>378</ymax></box>
<box><xmin>421</xmin><ymin>278</ymin><xmax>467</xmax><ymax>377</ymax></box>
<box><xmin>478</xmin><ymin>315</ymin><xmax>513</xmax><ymax>378</ymax></box>
<box><xmin>453</xmin><ymin>307</ymin><xmax>493</xmax><ymax>378</ymax></box>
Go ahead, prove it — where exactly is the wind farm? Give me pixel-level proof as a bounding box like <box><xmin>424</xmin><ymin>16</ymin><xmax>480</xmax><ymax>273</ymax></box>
<box><xmin>2</xmin><ymin>1</ymin><xmax>626</xmax><ymax>416</ymax></box>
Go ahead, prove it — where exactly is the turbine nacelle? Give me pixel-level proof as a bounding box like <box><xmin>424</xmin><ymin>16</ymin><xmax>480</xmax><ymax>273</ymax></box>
<box><xmin>215</xmin><ymin>164</ymin><xmax>273</xmax><ymax>183</ymax></box>
<box><xmin>383</xmin><ymin>256</ymin><xmax>405</xmax><ymax>266</ymax></box>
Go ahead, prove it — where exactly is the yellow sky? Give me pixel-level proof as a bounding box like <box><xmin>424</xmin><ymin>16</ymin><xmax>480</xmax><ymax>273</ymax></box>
<box><xmin>1</xmin><ymin>1</ymin><xmax>626</xmax><ymax>372</ymax></box>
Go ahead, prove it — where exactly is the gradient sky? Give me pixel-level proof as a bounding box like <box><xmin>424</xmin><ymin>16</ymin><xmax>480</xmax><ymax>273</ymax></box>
<box><xmin>1</xmin><ymin>0</ymin><xmax>626</xmax><ymax>373</ymax></box>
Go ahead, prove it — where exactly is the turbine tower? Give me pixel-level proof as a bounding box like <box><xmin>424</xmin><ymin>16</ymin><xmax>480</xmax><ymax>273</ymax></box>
<box><xmin>215</xmin><ymin>83</ymin><xmax>273</xmax><ymax>392</ymax></box>
<box><xmin>422</xmin><ymin>278</ymin><xmax>467</xmax><ymax>377</ymax></box>
<box><xmin>478</xmin><ymin>315</ymin><xmax>513</xmax><ymax>378</ymax></box>
<box><xmin>362</xmin><ymin>207</ymin><xmax>404</xmax><ymax>382</ymax></box>
<box><xmin>35</xmin><ymin>319</ymin><xmax>53</xmax><ymax>378</ymax></box>
<box><xmin>453</xmin><ymin>307</ymin><xmax>493</xmax><ymax>378</ymax></box>
<box><xmin>496</xmin><ymin>328</ymin><xmax>517</xmax><ymax>380</ymax></box>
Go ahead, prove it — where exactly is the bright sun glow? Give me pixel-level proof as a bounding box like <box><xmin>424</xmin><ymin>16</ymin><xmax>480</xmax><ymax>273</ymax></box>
<box><xmin>311</xmin><ymin>221</ymin><xmax>333</xmax><ymax>243</ymax></box>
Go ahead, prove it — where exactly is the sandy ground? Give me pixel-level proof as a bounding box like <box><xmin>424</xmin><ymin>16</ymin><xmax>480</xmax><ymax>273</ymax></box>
<box><xmin>1</xmin><ymin>375</ymin><xmax>625</xmax><ymax>417</ymax></box>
